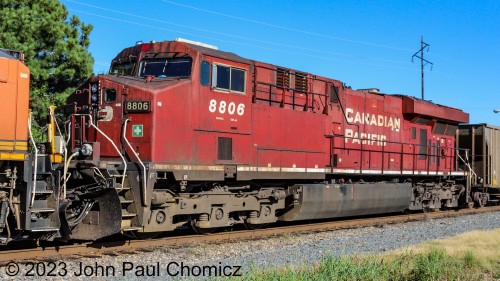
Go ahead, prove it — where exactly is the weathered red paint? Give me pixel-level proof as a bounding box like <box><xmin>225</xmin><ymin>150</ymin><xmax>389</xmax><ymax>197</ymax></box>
<box><xmin>67</xmin><ymin>40</ymin><xmax>469</xmax><ymax>180</ymax></box>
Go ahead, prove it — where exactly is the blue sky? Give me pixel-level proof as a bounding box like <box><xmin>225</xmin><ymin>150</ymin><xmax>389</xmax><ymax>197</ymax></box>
<box><xmin>62</xmin><ymin>0</ymin><xmax>500</xmax><ymax>124</ymax></box>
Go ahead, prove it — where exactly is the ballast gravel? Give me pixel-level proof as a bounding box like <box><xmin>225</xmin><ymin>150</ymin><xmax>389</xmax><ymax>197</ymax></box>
<box><xmin>5</xmin><ymin>211</ymin><xmax>500</xmax><ymax>280</ymax></box>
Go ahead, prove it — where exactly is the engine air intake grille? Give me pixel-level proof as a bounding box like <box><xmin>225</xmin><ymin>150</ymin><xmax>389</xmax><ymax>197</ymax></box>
<box><xmin>276</xmin><ymin>68</ymin><xmax>290</xmax><ymax>88</ymax></box>
<box><xmin>294</xmin><ymin>72</ymin><xmax>307</xmax><ymax>92</ymax></box>
<box><xmin>218</xmin><ymin>137</ymin><xmax>233</xmax><ymax>160</ymax></box>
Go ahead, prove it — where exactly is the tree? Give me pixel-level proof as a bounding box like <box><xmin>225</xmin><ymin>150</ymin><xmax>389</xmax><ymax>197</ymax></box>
<box><xmin>0</xmin><ymin>0</ymin><xmax>93</xmax><ymax>133</ymax></box>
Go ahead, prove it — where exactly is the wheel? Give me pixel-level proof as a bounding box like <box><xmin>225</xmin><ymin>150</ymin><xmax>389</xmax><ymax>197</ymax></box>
<box><xmin>243</xmin><ymin>221</ymin><xmax>268</xmax><ymax>230</ymax></box>
<box><xmin>190</xmin><ymin>219</ymin><xmax>215</xmax><ymax>234</ymax></box>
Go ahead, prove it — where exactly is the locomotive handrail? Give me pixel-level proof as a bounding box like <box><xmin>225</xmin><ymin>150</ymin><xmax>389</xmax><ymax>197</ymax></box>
<box><xmin>49</xmin><ymin>108</ymin><xmax>68</xmax><ymax>199</ymax></box>
<box><xmin>73</xmin><ymin>114</ymin><xmax>127</xmax><ymax>190</ymax></box>
<box><xmin>457</xmin><ymin>150</ymin><xmax>478</xmax><ymax>186</ymax></box>
<box><xmin>123</xmin><ymin>119</ymin><xmax>148</xmax><ymax>206</ymax></box>
<box><xmin>328</xmin><ymin>133</ymin><xmax>465</xmax><ymax>175</ymax></box>
<box><xmin>254</xmin><ymin>81</ymin><xmax>328</xmax><ymax>112</ymax></box>
<box><xmin>254</xmin><ymin>80</ymin><xmax>329</xmax><ymax>98</ymax></box>
<box><xmin>28</xmin><ymin>111</ymin><xmax>38</xmax><ymax>208</ymax></box>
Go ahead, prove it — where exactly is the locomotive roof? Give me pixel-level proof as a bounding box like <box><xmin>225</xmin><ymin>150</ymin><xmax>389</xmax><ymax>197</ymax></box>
<box><xmin>461</xmin><ymin>123</ymin><xmax>500</xmax><ymax>130</ymax></box>
<box><xmin>0</xmin><ymin>49</ymin><xmax>16</xmax><ymax>59</ymax></box>
<box><xmin>114</xmin><ymin>40</ymin><xmax>468</xmax><ymax>121</ymax></box>
<box><xmin>0</xmin><ymin>48</ymin><xmax>25</xmax><ymax>62</ymax></box>
<box><xmin>181</xmin><ymin>41</ymin><xmax>253</xmax><ymax>65</ymax></box>
<box><xmin>400</xmin><ymin>94</ymin><xmax>466</xmax><ymax>112</ymax></box>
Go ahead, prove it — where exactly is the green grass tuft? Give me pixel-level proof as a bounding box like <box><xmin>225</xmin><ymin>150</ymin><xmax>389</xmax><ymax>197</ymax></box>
<box><xmin>242</xmin><ymin>248</ymin><xmax>496</xmax><ymax>281</ymax></box>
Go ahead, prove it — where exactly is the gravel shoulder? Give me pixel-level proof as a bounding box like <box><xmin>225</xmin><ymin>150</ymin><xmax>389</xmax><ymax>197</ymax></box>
<box><xmin>4</xmin><ymin>211</ymin><xmax>500</xmax><ymax>280</ymax></box>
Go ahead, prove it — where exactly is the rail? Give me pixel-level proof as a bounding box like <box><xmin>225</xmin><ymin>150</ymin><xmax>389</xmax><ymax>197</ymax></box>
<box><xmin>2</xmin><ymin>205</ymin><xmax>499</xmax><ymax>264</ymax></box>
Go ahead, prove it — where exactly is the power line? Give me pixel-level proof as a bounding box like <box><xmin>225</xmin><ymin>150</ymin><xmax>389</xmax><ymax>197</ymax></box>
<box><xmin>162</xmin><ymin>0</ymin><xmax>495</xmax><ymax>76</ymax></box>
<box><xmin>63</xmin><ymin>0</ymin><xmax>496</xmax><ymax>87</ymax></box>
<box><xmin>65</xmin><ymin>0</ymin><xmax>410</xmax><ymax>65</ymax></box>
<box><xmin>67</xmin><ymin>8</ymin><xmax>419</xmax><ymax>71</ymax></box>
<box><xmin>159</xmin><ymin>0</ymin><xmax>415</xmax><ymax>52</ymax></box>
<box><xmin>412</xmin><ymin>36</ymin><xmax>433</xmax><ymax>100</ymax></box>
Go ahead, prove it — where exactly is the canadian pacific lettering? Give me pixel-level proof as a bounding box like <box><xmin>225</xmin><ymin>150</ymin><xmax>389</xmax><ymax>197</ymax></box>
<box><xmin>344</xmin><ymin>108</ymin><xmax>401</xmax><ymax>146</ymax></box>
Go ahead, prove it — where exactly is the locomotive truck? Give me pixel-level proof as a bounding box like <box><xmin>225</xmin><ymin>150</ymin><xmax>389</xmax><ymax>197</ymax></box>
<box><xmin>0</xmin><ymin>39</ymin><xmax>498</xmax><ymax>243</ymax></box>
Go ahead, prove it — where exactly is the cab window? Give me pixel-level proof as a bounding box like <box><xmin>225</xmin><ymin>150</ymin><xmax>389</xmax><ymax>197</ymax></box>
<box><xmin>139</xmin><ymin>58</ymin><xmax>192</xmax><ymax>78</ymax></box>
<box><xmin>212</xmin><ymin>64</ymin><xmax>246</xmax><ymax>93</ymax></box>
<box><xmin>104</xmin><ymin>88</ymin><xmax>117</xmax><ymax>103</ymax></box>
<box><xmin>110</xmin><ymin>60</ymin><xmax>136</xmax><ymax>75</ymax></box>
<box><xmin>200</xmin><ymin>61</ymin><xmax>210</xmax><ymax>86</ymax></box>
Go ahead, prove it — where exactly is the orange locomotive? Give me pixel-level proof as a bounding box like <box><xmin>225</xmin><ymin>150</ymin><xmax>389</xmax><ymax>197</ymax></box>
<box><xmin>0</xmin><ymin>49</ymin><xmax>31</xmax><ymax>245</ymax></box>
<box><xmin>0</xmin><ymin>49</ymin><xmax>62</xmax><ymax>245</ymax></box>
<box><xmin>0</xmin><ymin>49</ymin><xmax>30</xmax><ymax>160</ymax></box>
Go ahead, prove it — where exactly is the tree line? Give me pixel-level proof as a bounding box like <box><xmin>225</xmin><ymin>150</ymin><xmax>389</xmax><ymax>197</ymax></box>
<box><xmin>0</xmin><ymin>0</ymin><xmax>93</xmax><ymax>138</ymax></box>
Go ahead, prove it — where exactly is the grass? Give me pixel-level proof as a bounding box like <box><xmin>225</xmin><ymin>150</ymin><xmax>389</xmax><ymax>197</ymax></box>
<box><xmin>391</xmin><ymin>228</ymin><xmax>500</xmax><ymax>271</ymax></box>
<box><xmin>241</xmin><ymin>228</ymin><xmax>500</xmax><ymax>281</ymax></box>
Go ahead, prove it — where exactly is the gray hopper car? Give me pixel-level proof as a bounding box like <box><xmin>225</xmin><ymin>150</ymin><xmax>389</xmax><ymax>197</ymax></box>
<box><xmin>458</xmin><ymin>124</ymin><xmax>500</xmax><ymax>206</ymax></box>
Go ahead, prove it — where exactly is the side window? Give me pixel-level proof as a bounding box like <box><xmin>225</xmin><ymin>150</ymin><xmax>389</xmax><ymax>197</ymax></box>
<box><xmin>104</xmin><ymin>88</ymin><xmax>117</xmax><ymax>103</ymax></box>
<box><xmin>212</xmin><ymin>64</ymin><xmax>246</xmax><ymax>94</ymax></box>
<box><xmin>200</xmin><ymin>61</ymin><xmax>210</xmax><ymax>86</ymax></box>
<box><xmin>213</xmin><ymin>64</ymin><xmax>230</xmax><ymax>89</ymax></box>
<box><xmin>230</xmin><ymin>68</ymin><xmax>245</xmax><ymax>92</ymax></box>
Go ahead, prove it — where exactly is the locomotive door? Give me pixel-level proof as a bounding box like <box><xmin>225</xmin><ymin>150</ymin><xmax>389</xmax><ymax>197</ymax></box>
<box><xmin>439</xmin><ymin>137</ymin><xmax>452</xmax><ymax>172</ymax></box>
<box><xmin>196</xmin><ymin>56</ymin><xmax>252</xmax><ymax>166</ymax></box>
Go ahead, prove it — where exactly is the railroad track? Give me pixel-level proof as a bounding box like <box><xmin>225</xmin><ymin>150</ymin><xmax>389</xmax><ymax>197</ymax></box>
<box><xmin>1</xmin><ymin>205</ymin><xmax>499</xmax><ymax>264</ymax></box>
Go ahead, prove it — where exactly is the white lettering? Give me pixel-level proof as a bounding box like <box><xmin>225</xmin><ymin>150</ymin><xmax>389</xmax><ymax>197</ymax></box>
<box><xmin>378</xmin><ymin>115</ymin><xmax>384</xmax><ymax>126</ymax></box>
<box><xmin>344</xmin><ymin>108</ymin><xmax>401</xmax><ymax>131</ymax></box>
<box><xmin>345</xmin><ymin>128</ymin><xmax>353</xmax><ymax>143</ymax></box>
<box><xmin>394</xmin><ymin>118</ymin><xmax>400</xmax><ymax>131</ymax></box>
<box><xmin>352</xmin><ymin>131</ymin><xmax>360</xmax><ymax>144</ymax></box>
<box><xmin>344</xmin><ymin>129</ymin><xmax>387</xmax><ymax>146</ymax></box>
<box><xmin>388</xmin><ymin>118</ymin><xmax>393</xmax><ymax>130</ymax></box>
<box><xmin>354</xmin><ymin>111</ymin><xmax>362</xmax><ymax>124</ymax></box>
<box><xmin>345</xmin><ymin>108</ymin><xmax>354</xmax><ymax>123</ymax></box>
<box><xmin>209</xmin><ymin>100</ymin><xmax>245</xmax><ymax>116</ymax></box>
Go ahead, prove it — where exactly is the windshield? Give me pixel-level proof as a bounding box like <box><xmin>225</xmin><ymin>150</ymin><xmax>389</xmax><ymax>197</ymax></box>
<box><xmin>110</xmin><ymin>60</ymin><xmax>136</xmax><ymax>75</ymax></box>
<box><xmin>139</xmin><ymin>58</ymin><xmax>192</xmax><ymax>78</ymax></box>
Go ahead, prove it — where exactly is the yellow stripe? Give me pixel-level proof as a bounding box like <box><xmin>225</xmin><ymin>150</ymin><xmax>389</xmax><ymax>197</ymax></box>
<box><xmin>0</xmin><ymin>152</ymin><xmax>28</xmax><ymax>161</ymax></box>
<box><xmin>0</xmin><ymin>140</ymin><xmax>28</xmax><ymax>144</ymax></box>
<box><xmin>0</xmin><ymin>146</ymin><xmax>28</xmax><ymax>151</ymax></box>
<box><xmin>50</xmin><ymin>154</ymin><xmax>63</xmax><ymax>164</ymax></box>
<box><xmin>0</xmin><ymin>141</ymin><xmax>28</xmax><ymax>151</ymax></box>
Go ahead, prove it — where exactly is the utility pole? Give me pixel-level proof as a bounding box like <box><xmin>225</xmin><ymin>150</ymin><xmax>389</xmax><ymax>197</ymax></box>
<box><xmin>412</xmin><ymin>36</ymin><xmax>433</xmax><ymax>100</ymax></box>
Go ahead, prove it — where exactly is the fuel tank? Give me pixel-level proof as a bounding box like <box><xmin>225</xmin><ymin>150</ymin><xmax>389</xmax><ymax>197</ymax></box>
<box><xmin>280</xmin><ymin>183</ymin><xmax>412</xmax><ymax>221</ymax></box>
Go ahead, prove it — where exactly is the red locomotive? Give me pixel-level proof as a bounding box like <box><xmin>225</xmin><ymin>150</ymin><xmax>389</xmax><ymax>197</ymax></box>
<box><xmin>0</xmin><ymin>39</ymin><xmax>497</xmax><ymax>243</ymax></box>
<box><xmin>63</xmin><ymin>38</ymin><xmax>471</xmax><ymax>238</ymax></box>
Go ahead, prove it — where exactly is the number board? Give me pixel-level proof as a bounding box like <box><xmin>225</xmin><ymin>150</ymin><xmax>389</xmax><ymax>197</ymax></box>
<box><xmin>124</xmin><ymin>101</ymin><xmax>151</xmax><ymax>113</ymax></box>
